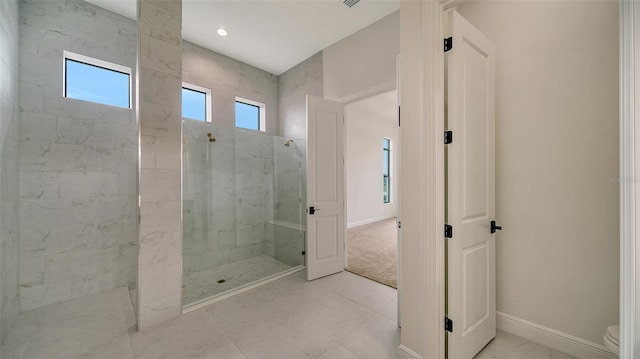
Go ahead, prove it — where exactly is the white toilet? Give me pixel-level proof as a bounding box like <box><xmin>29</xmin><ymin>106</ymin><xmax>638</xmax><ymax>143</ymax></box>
<box><xmin>603</xmin><ymin>325</ymin><xmax>619</xmax><ymax>356</ymax></box>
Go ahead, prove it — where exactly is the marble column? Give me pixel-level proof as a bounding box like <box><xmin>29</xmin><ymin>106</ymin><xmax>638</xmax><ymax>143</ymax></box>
<box><xmin>136</xmin><ymin>0</ymin><xmax>183</xmax><ymax>331</ymax></box>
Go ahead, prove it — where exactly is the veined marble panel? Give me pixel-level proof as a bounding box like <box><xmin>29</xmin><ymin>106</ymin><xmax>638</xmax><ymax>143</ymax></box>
<box><xmin>137</xmin><ymin>0</ymin><xmax>183</xmax><ymax>330</ymax></box>
<box><xmin>1</xmin><ymin>0</ymin><xmax>20</xmax><ymax>343</ymax></box>
<box><xmin>278</xmin><ymin>52</ymin><xmax>323</xmax><ymax>140</ymax></box>
<box><xmin>182</xmin><ymin>41</ymin><xmax>279</xmax><ymax>134</ymax></box>
<box><xmin>18</xmin><ymin>0</ymin><xmax>138</xmax><ymax>312</ymax></box>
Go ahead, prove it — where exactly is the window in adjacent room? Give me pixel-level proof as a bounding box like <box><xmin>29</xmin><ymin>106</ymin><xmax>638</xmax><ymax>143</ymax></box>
<box><xmin>235</xmin><ymin>97</ymin><xmax>265</xmax><ymax>131</ymax></box>
<box><xmin>383</xmin><ymin>138</ymin><xmax>391</xmax><ymax>204</ymax></box>
<box><xmin>63</xmin><ymin>51</ymin><xmax>131</xmax><ymax>109</ymax></box>
<box><xmin>182</xmin><ymin>83</ymin><xmax>212</xmax><ymax>122</ymax></box>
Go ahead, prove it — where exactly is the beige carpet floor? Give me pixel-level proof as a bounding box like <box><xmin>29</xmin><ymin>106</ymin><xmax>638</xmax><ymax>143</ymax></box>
<box><xmin>346</xmin><ymin>217</ymin><xmax>397</xmax><ymax>288</ymax></box>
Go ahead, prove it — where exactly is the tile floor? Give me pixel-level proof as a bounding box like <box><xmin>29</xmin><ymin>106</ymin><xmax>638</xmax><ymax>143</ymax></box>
<box><xmin>475</xmin><ymin>330</ymin><xmax>576</xmax><ymax>359</ymax></box>
<box><xmin>1</xmin><ymin>270</ymin><xmax>574</xmax><ymax>359</ymax></box>
<box><xmin>182</xmin><ymin>254</ymin><xmax>294</xmax><ymax>306</ymax></box>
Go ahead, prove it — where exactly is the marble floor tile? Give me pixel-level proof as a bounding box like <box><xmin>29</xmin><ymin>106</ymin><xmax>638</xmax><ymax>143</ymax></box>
<box><xmin>66</xmin><ymin>335</ymin><xmax>134</xmax><ymax>359</ymax></box>
<box><xmin>1</xmin><ymin>273</ymin><xmax>578</xmax><ymax>359</ymax></box>
<box><xmin>236</xmin><ymin>337</ymin><xmax>310</xmax><ymax>359</ymax></box>
<box><xmin>206</xmin><ymin>288</ymin><xmax>291</xmax><ymax>346</ymax></box>
<box><xmin>261</xmin><ymin>270</ymin><xmax>324</xmax><ymax>295</ymax></box>
<box><xmin>473</xmin><ymin>330</ymin><xmax>577</xmax><ymax>359</ymax></box>
<box><xmin>267</xmin><ymin>314</ymin><xmax>335</xmax><ymax>357</ymax></box>
<box><xmin>316</xmin><ymin>342</ymin><xmax>360</xmax><ymax>359</ymax></box>
<box><xmin>339</xmin><ymin>314</ymin><xmax>401</xmax><ymax>359</ymax></box>
<box><xmin>377</xmin><ymin>295</ymin><xmax>398</xmax><ymax>323</ymax></box>
<box><xmin>293</xmin><ymin>290</ymin><xmax>376</xmax><ymax>341</ymax></box>
<box><xmin>0</xmin><ymin>309</ymin><xmax>40</xmax><ymax>359</ymax></box>
<box><xmin>120</xmin><ymin>287</ymin><xmax>138</xmax><ymax>335</ymax></box>
<box><xmin>129</xmin><ymin>309</ymin><xmax>243</xmax><ymax>359</ymax></box>
<box><xmin>182</xmin><ymin>254</ymin><xmax>293</xmax><ymax>306</ymax></box>
<box><xmin>260</xmin><ymin>270</ymin><xmax>327</xmax><ymax>307</ymax></box>
<box><xmin>315</xmin><ymin>270</ymin><xmax>397</xmax><ymax>311</ymax></box>
<box><xmin>20</xmin><ymin>288</ymin><xmax>131</xmax><ymax>359</ymax></box>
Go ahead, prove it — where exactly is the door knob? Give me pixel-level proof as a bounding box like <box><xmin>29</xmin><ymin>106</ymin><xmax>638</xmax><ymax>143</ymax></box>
<box><xmin>309</xmin><ymin>206</ymin><xmax>321</xmax><ymax>215</ymax></box>
<box><xmin>490</xmin><ymin>220</ymin><xmax>502</xmax><ymax>234</ymax></box>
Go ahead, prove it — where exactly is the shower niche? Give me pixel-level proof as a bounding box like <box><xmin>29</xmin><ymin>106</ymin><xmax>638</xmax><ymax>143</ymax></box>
<box><xmin>182</xmin><ymin>120</ymin><xmax>306</xmax><ymax>307</ymax></box>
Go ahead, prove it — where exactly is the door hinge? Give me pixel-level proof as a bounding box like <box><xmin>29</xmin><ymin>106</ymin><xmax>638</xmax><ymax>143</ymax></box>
<box><xmin>397</xmin><ymin>221</ymin><xmax>401</xmax><ymax>229</ymax></box>
<box><xmin>301</xmin><ymin>250</ymin><xmax>305</xmax><ymax>255</ymax></box>
<box><xmin>444</xmin><ymin>130</ymin><xmax>453</xmax><ymax>144</ymax></box>
<box><xmin>444</xmin><ymin>37</ymin><xmax>453</xmax><ymax>52</ymax></box>
<box><xmin>445</xmin><ymin>317</ymin><xmax>453</xmax><ymax>332</ymax></box>
<box><xmin>398</xmin><ymin>106</ymin><xmax>401</xmax><ymax>127</ymax></box>
<box><xmin>444</xmin><ymin>224</ymin><xmax>453</xmax><ymax>238</ymax></box>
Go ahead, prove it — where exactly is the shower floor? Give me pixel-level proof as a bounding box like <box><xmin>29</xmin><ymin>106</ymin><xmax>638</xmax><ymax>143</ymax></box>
<box><xmin>182</xmin><ymin>254</ymin><xmax>294</xmax><ymax>306</ymax></box>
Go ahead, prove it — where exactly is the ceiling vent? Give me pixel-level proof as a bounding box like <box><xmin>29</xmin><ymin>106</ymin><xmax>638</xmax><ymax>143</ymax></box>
<box><xmin>343</xmin><ymin>0</ymin><xmax>361</xmax><ymax>8</ymax></box>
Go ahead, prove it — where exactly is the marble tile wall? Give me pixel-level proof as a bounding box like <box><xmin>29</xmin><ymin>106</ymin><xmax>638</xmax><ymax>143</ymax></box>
<box><xmin>264</xmin><ymin>223</ymin><xmax>304</xmax><ymax>267</ymax></box>
<box><xmin>278</xmin><ymin>52</ymin><xmax>323</xmax><ymax>141</ymax></box>
<box><xmin>17</xmin><ymin>0</ymin><xmax>138</xmax><ymax>311</ymax></box>
<box><xmin>0</xmin><ymin>0</ymin><xmax>20</xmax><ymax>343</ymax></box>
<box><xmin>276</xmin><ymin>52</ymin><xmax>320</xmax><ymax>230</ymax></box>
<box><xmin>234</xmin><ymin>129</ymin><xmax>274</xmax><ymax>249</ymax></box>
<box><xmin>183</xmin><ymin>122</ymin><xmax>238</xmax><ymax>275</ymax></box>
<box><xmin>182</xmin><ymin>41</ymin><xmax>279</xmax><ymax>135</ymax></box>
<box><xmin>182</xmin><ymin>121</ymin><xmax>306</xmax><ymax>294</ymax></box>
<box><xmin>273</xmin><ymin>136</ymin><xmax>306</xmax><ymax>226</ymax></box>
<box><xmin>137</xmin><ymin>0</ymin><xmax>183</xmax><ymax>330</ymax></box>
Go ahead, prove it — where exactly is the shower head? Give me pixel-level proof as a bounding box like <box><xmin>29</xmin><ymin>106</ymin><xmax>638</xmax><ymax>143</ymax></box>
<box><xmin>284</xmin><ymin>139</ymin><xmax>294</xmax><ymax>147</ymax></box>
<box><xmin>207</xmin><ymin>133</ymin><xmax>216</xmax><ymax>143</ymax></box>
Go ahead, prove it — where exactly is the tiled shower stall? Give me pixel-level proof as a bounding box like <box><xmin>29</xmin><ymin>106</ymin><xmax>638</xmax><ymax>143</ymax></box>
<box><xmin>182</xmin><ymin>122</ymin><xmax>306</xmax><ymax>307</ymax></box>
<box><xmin>1</xmin><ymin>0</ymin><xmax>322</xmax><ymax>340</ymax></box>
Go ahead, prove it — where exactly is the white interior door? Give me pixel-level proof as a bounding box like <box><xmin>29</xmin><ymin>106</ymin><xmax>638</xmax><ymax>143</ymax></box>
<box><xmin>446</xmin><ymin>9</ymin><xmax>496</xmax><ymax>359</ymax></box>
<box><xmin>306</xmin><ymin>95</ymin><xmax>345</xmax><ymax>281</ymax></box>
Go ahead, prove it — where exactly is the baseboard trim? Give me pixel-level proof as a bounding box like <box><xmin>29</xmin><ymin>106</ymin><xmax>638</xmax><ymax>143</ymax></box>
<box><xmin>497</xmin><ymin>312</ymin><xmax>617</xmax><ymax>359</ymax></box>
<box><xmin>347</xmin><ymin>215</ymin><xmax>396</xmax><ymax>229</ymax></box>
<box><xmin>397</xmin><ymin>345</ymin><xmax>423</xmax><ymax>359</ymax></box>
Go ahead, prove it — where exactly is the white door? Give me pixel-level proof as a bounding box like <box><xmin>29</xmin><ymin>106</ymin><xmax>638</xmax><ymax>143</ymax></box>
<box><xmin>446</xmin><ymin>9</ymin><xmax>496</xmax><ymax>359</ymax></box>
<box><xmin>306</xmin><ymin>95</ymin><xmax>345</xmax><ymax>281</ymax></box>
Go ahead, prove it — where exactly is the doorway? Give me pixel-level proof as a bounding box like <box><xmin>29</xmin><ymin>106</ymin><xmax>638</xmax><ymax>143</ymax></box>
<box><xmin>344</xmin><ymin>90</ymin><xmax>400</xmax><ymax>289</ymax></box>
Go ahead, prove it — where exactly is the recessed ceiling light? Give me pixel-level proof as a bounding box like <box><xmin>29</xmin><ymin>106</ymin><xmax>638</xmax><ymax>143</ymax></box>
<box><xmin>217</xmin><ymin>28</ymin><xmax>228</xmax><ymax>37</ymax></box>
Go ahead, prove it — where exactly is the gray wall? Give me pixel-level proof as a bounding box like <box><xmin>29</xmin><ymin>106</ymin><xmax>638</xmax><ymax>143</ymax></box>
<box><xmin>323</xmin><ymin>11</ymin><xmax>399</xmax><ymax>102</ymax></box>
<box><xmin>345</xmin><ymin>92</ymin><xmax>398</xmax><ymax>227</ymax></box>
<box><xmin>278</xmin><ymin>52</ymin><xmax>323</xmax><ymax>141</ymax></box>
<box><xmin>18</xmin><ymin>0</ymin><xmax>138</xmax><ymax>311</ymax></box>
<box><xmin>0</xmin><ymin>0</ymin><xmax>20</xmax><ymax>344</ymax></box>
<box><xmin>458</xmin><ymin>1</ymin><xmax>619</xmax><ymax>344</ymax></box>
<box><xmin>183</xmin><ymin>41</ymin><xmax>279</xmax><ymax>134</ymax></box>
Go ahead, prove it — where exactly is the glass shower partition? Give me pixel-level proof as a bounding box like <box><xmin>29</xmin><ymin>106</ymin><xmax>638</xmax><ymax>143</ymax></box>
<box><xmin>182</xmin><ymin>120</ymin><xmax>305</xmax><ymax>307</ymax></box>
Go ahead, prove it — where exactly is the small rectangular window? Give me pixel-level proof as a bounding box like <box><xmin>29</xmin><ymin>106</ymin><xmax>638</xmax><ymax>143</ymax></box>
<box><xmin>63</xmin><ymin>51</ymin><xmax>131</xmax><ymax>109</ymax></box>
<box><xmin>383</xmin><ymin>138</ymin><xmax>391</xmax><ymax>204</ymax></box>
<box><xmin>235</xmin><ymin>97</ymin><xmax>265</xmax><ymax>131</ymax></box>
<box><xmin>182</xmin><ymin>83</ymin><xmax>212</xmax><ymax>122</ymax></box>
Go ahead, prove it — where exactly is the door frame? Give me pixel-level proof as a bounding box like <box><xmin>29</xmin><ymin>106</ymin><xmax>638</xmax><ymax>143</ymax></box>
<box><xmin>399</xmin><ymin>0</ymin><xmax>638</xmax><ymax>358</ymax></box>
<box><xmin>342</xmin><ymin>87</ymin><xmax>401</xmax><ymax>327</ymax></box>
<box><xmin>619</xmin><ymin>3</ymin><xmax>639</xmax><ymax>358</ymax></box>
<box><xmin>398</xmin><ymin>1</ymin><xmax>446</xmax><ymax>358</ymax></box>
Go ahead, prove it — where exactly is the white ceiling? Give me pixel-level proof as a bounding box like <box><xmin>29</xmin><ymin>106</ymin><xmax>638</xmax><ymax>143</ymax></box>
<box><xmin>85</xmin><ymin>0</ymin><xmax>400</xmax><ymax>75</ymax></box>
